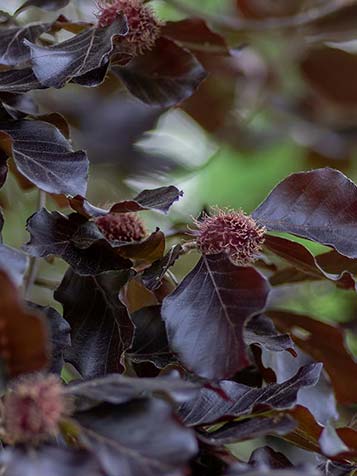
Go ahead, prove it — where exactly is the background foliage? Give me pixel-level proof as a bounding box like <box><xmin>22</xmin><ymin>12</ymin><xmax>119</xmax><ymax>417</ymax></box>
<box><xmin>1</xmin><ymin>0</ymin><xmax>357</xmax><ymax>474</ymax></box>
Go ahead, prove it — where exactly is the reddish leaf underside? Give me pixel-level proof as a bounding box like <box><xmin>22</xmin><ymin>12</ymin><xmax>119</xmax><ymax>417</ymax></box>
<box><xmin>0</xmin><ymin>271</ymin><xmax>49</xmax><ymax>377</ymax></box>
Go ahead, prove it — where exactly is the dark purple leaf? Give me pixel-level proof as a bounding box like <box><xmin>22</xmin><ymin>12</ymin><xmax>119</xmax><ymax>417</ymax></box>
<box><xmin>269</xmin><ymin>267</ymin><xmax>312</xmax><ymax>287</ymax></box>
<box><xmin>113</xmin><ymin>37</ymin><xmax>207</xmax><ymax>107</ymax></box>
<box><xmin>191</xmin><ymin>443</ymin><xmax>236</xmax><ymax>476</ymax></box>
<box><xmin>260</xmin><ymin>342</ymin><xmax>338</xmax><ymax>425</ymax></box>
<box><xmin>70</xmin><ymin>185</ymin><xmax>183</xmax><ymax>218</ymax></box>
<box><xmin>316</xmin><ymin>249</ymin><xmax>357</xmax><ymax>275</ymax></box>
<box><xmin>0</xmin><ymin>151</ymin><xmax>8</xmax><ymax>188</ymax></box>
<box><xmin>0</xmin><ymin>92</ymin><xmax>39</xmax><ymax>119</ymax></box>
<box><xmin>319</xmin><ymin>459</ymin><xmax>357</xmax><ymax>476</ymax></box>
<box><xmin>142</xmin><ymin>244</ymin><xmax>183</xmax><ymax>291</ymax></box>
<box><xmin>54</xmin><ymin>268</ymin><xmax>134</xmax><ymax>378</ymax></box>
<box><xmin>66</xmin><ymin>371</ymin><xmax>199</xmax><ymax>405</ymax></box>
<box><xmin>0</xmin><ymin>271</ymin><xmax>49</xmax><ymax>378</ymax></box>
<box><xmin>64</xmin><ymin>92</ymin><xmax>165</xmax><ymax>169</ymax></box>
<box><xmin>268</xmin><ymin>310</ymin><xmax>357</xmax><ymax>406</ymax></box>
<box><xmin>224</xmin><ymin>448</ymin><xmax>320</xmax><ymax>476</ymax></box>
<box><xmin>178</xmin><ymin>363</ymin><xmax>321</xmax><ymax>426</ymax></box>
<box><xmin>248</xmin><ymin>446</ymin><xmax>293</xmax><ymax>469</ymax></box>
<box><xmin>253</xmin><ymin>168</ymin><xmax>357</xmax><ymax>259</ymax></box>
<box><xmin>0</xmin><ymin>445</ymin><xmax>103</xmax><ymax>476</ymax></box>
<box><xmin>122</xmin><ymin>186</ymin><xmax>184</xmax><ymax>214</ymax></box>
<box><xmin>15</xmin><ymin>0</ymin><xmax>70</xmax><ymax>15</ymax></box>
<box><xmin>0</xmin><ymin>23</ymin><xmax>51</xmax><ymax>66</ymax></box>
<box><xmin>162</xmin><ymin>254</ymin><xmax>270</xmax><ymax>380</ymax></box>
<box><xmin>0</xmin><ymin>120</ymin><xmax>88</xmax><ymax>196</ymax></box>
<box><xmin>162</xmin><ymin>18</ymin><xmax>229</xmax><ymax>55</ymax></box>
<box><xmin>0</xmin><ymin>244</ymin><xmax>28</xmax><ymax>286</ymax></box>
<box><xmin>300</xmin><ymin>46</ymin><xmax>357</xmax><ymax>106</ymax></box>
<box><xmin>200</xmin><ymin>413</ymin><xmax>296</xmax><ymax>445</ymax></box>
<box><xmin>24</xmin><ymin>209</ymin><xmax>132</xmax><ymax>275</ymax></box>
<box><xmin>244</xmin><ymin>314</ymin><xmax>295</xmax><ymax>353</ymax></box>
<box><xmin>59</xmin><ymin>212</ymin><xmax>164</xmax><ymax>265</ymax></box>
<box><xmin>319</xmin><ymin>424</ymin><xmax>350</xmax><ymax>458</ymax></box>
<box><xmin>285</xmin><ymin>405</ymin><xmax>357</xmax><ymax>459</ymax></box>
<box><xmin>127</xmin><ymin>305</ymin><xmax>174</xmax><ymax>369</ymax></box>
<box><xmin>26</xmin><ymin>17</ymin><xmax>128</xmax><ymax>88</ymax></box>
<box><xmin>264</xmin><ymin>235</ymin><xmax>356</xmax><ymax>290</ymax></box>
<box><xmin>75</xmin><ymin>399</ymin><xmax>198</xmax><ymax>476</ymax></box>
<box><xmin>28</xmin><ymin>303</ymin><xmax>70</xmax><ymax>375</ymax></box>
<box><xmin>0</xmin><ymin>68</ymin><xmax>42</xmax><ymax>93</ymax></box>
<box><xmin>227</xmin><ymin>455</ymin><xmax>319</xmax><ymax>476</ymax></box>
<box><xmin>71</xmin><ymin>62</ymin><xmax>111</xmax><ymax>87</ymax></box>
<box><xmin>113</xmin><ymin>230</ymin><xmax>165</xmax><ymax>264</ymax></box>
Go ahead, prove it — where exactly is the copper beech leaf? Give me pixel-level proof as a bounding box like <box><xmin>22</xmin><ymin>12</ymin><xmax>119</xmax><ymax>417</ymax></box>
<box><xmin>0</xmin><ymin>120</ymin><xmax>88</xmax><ymax>196</ymax></box>
<box><xmin>259</xmin><ymin>344</ymin><xmax>337</xmax><ymax>425</ymax></box>
<box><xmin>0</xmin><ymin>271</ymin><xmax>49</xmax><ymax>378</ymax></box>
<box><xmin>264</xmin><ymin>235</ymin><xmax>356</xmax><ymax>290</ymax></box>
<box><xmin>129</xmin><ymin>309</ymin><xmax>293</xmax><ymax>371</ymax></box>
<box><xmin>244</xmin><ymin>314</ymin><xmax>295</xmax><ymax>354</ymax></box>
<box><xmin>199</xmin><ymin>414</ymin><xmax>296</xmax><ymax>446</ymax></box>
<box><xmin>0</xmin><ymin>23</ymin><xmax>51</xmax><ymax>66</ymax></box>
<box><xmin>75</xmin><ymin>398</ymin><xmax>198</xmax><ymax>476</ymax></box>
<box><xmin>162</xmin><ymin>254</ymin><xmax>270</xmax><ymax>380</ymax></box>
<box><xmin>0</xmin><ymin>446</ymin><xmax>102</xmax><ymax>476</ymax></box>
<box><xmin>243</xmin><ymin>446</ymin><xmax>296</xmax><ymax>470</ymax></box>
<box><xmin>113</xmin><ymin>37</ymin><xmax>207</xmax><ymax>107</ymax></box>
<box><xmin>0</xmin><ymin>91</ymin><xmax>39</xmax><ymax>119</ymax></box>
<box><xmin>284</xmin><ymin>406</ymin><xmax>357</xmax><ymax>460</ymax></box>
<box><xmin>28</xmin><ymin>303</ymin><xmax>71</xmax><ymax>375</ymax></box>
<box><xmin>69</xmin><ymin>186</ymin><xmax>183</xmax><ymax>218</ymax></box>
<box><xmin>24</xmin><ymin>209</ymin><xmax>132</xmax><ymax>275</ymax></box>
<box><xmin>253</xmin><ymin>168</ymin><xmax>357</xmax><ymax>259</ymax></box>
<box><xmin>161</xmin><ymin>19</ymin><xmax>229</xmax><ymax>55</ymax></box>
<box><xmin>227</xmin><ymin>446</ymin><xmax>319</xmax><ymax>476</ymax></box>
<box><xmin>301</xmin><ymin>46</ymin><xmax>357</xmax><ymax>106</ymax></box>
<box><xmin>268</xmin><ymin>310</ymin><xmax>357</xmax><ymax>405</ymax></box>
<box><xmin>15</xmin><ymin>0</ymin><xmax>71</xmax><ymax>15</ymax></box>
<box><xmin>54</xmin><ymin>268</ymin><xmax>134</xmax><ymax>378</ymax></box>
<box><xmin>0</xmin><ymin>68</ymin><xmax>42</xmax><ymax>93</ymax></box>
<box><xmin>26</xmin><ymin>17</ymin><xmax>128</xmax><ymax>88</ymax></box>
<box><xmin>178</xmin><ymin>363</ymin><xmax>321</xmax><ymax>426</ymax></box>
<box><xmin>127</xmin><ymin>305</ymin><xmax>173</xmax><ymax>369</ymax></box>
<box><xmin>142</xmin><ymin>244</ymin><xmax>183</xmax><ymax>291</ymax></box>
<box><xmin>66</xmin><ymin>372</ymin><xmax>199</xmax><ymax>406</ymax></box>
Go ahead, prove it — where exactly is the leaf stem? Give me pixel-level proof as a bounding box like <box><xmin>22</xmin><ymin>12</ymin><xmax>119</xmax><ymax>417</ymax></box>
<box><xmin>24</xmin><ymin>190</ymin><xmax>46</xmax><ymax>298</ymax></box>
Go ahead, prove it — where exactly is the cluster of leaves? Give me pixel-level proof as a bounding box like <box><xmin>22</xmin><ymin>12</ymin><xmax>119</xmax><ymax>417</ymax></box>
<box><xmin>0</xmin><ymin>0</ymin><xmax>357</xmax><ymax>475</ymax></box>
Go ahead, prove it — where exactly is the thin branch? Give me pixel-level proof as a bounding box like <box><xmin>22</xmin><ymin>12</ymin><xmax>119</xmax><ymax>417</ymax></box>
<box><xmin>164</xmin><ymin>0</ymin><xmax>357</xmax><ymax>32</ymax></box>
<box><xmin>24</xmin><ymin>190</ymin><xmax>46</xmax><ymax>298</ymax></box>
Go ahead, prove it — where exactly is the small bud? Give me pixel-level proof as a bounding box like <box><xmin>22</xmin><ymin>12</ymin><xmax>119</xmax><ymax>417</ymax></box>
<box><xmin>3</xmin><ymin>374</ymin><xmax>66</xmax><ymax>444</ymax></box>
<box><xmin>95</xmin><ymin>212</ymin><xmax>147</xmax><ymax>242</ymax></box>
<box><xmin>96</xmin><ymin>0</ymin><xmax>162</xmax><ymax>56</ymax></box>
<box><xmin>194</xmin><ymin>208</ymin><xmax>266</xmax><ymax>265</ymax></box>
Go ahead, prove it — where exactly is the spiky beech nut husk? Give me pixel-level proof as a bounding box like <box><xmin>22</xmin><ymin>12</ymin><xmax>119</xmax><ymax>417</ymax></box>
<box><xmin>96</xmin><ymin>0</ymin><xmax>162</xmax><ymax>56</ymax></box>
<box><xmin>3</xmin><ymin>374</ymin><xmax>66</xmax><ymax>444</ymax></box>
<box><xmin>95</xmin><ymin>212</ymin><xmax>147</xmax><ymax>242</ymax></box>
<box><xmin>194</xmin><ymin>208</ymin><xmax>266</xmax><ymax>265</ymax></box>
